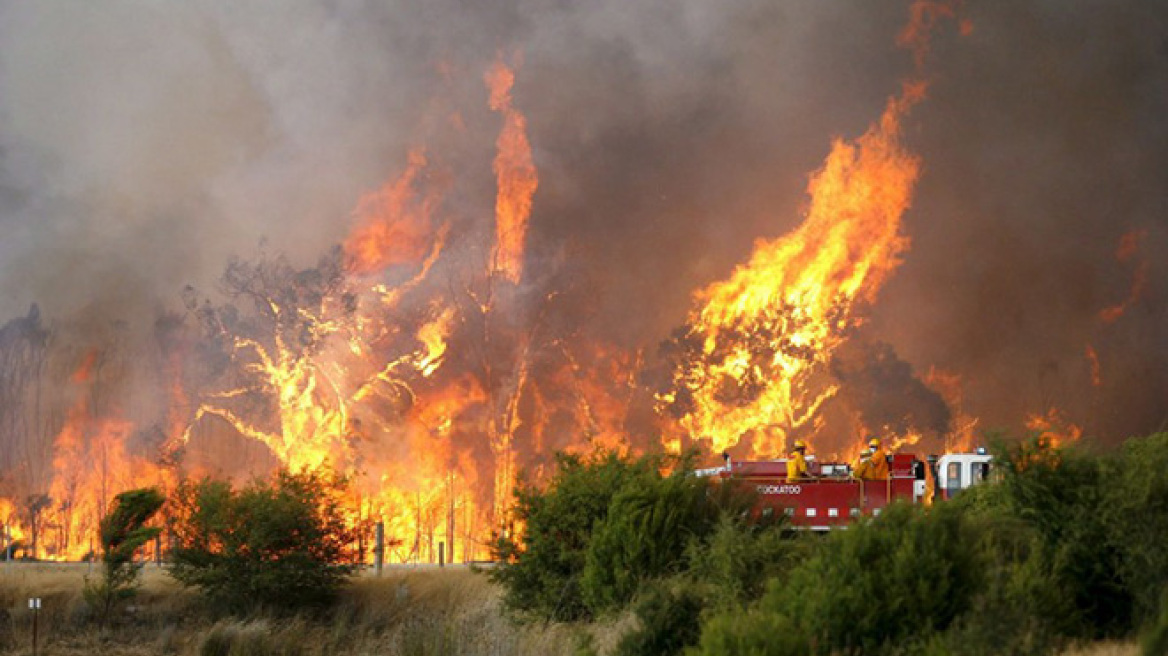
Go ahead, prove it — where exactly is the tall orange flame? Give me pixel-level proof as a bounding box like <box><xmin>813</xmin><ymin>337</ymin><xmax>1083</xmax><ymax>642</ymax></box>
<box><xmin>486</xmin><ymin>53</ymin><xmax>538</xmax><ymax>284</ymax></box>
<box><xmin>344</xmin><ymin>148</ymin><xmax>442</xmax><ymax>275</ymax></box>
<box><xmin>664</xmin><ymin>81</ymin><xmax>924</xmax><ymax>457</ymax></box>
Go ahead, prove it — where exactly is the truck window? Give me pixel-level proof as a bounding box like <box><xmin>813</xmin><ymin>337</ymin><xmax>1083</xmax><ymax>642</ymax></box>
<box><xmin>946</xmin><ymin>461</ymin><xmax>962</xmax><ymax>496</ymax></box>
<box><xmin>973</xmin><ymin>462</ymin><xmax>990</xmax><ymax>483</ymax></box>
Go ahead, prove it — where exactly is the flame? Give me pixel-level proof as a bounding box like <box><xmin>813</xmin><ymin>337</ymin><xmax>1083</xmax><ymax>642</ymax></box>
<box><xmin>157</xmin><ymin>52</ymin><xmax>549</xmax><ymax>560</ymax></box>
<box><xmin>344</xmin><ymin>148</ymin><xmax>443</xmax><ymax>275</ymax></box>
<box><xmin>486</xmin><ymin>52</ymin><xmax>539</xmax><ymax>284</ymax></box>
<box><xmin>663</xmin><ymin>82</ymin><xmax>924</xmax><ymax>457</ymax></box>
<box><xmin>1025</xmin><ymin>408</ymin><xmax>1083</xmax><ymax>450</ymax></box>
<box><xmin>0</xmin><ymin>17</ymin><xmax>1011</xmax><ymax>564</ymax></box>
<box><xmin>897</xmin><ymin>0</ymin><xmax>958</xmax><ymax>68</ymax></box>
<box><xmin>1099</xmin><ymin>229</ymin><xmax>1148</xmax><ymax>324</ymax></box>
<box><xmin>923</xmin><ymin>367</ymin><xmax>980</xmax><ymax>453</ymax></box>
<box><xmin>71</xmin><ymin>348</ymin><xmax>99</xmax><ymax>384</ymax></box>
<box><xmin>32</xmin><ymin>388</ymin><xmax>171</xmax><ymax>561</ymax></box>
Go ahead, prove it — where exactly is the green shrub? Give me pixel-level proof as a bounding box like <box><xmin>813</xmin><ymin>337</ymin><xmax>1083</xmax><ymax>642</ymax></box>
<box><xmin>934</xmin><ymin>515</ymin><xmax>1066</xmax><ymax>655</ymax></box>
<box><xmin>169</xmin><ymin>468</ymin><xmax>364</xmax><ymax>613</ymax></box>
<box><xmin>614</xmin><ymin>580</ymin><xmax>706</xmax><ymax>656</ymax></box>
<box><xmin>581</xmin><ymin>469</ymin><xmax>721</xmax><ymax>613</ymax></box>
<box><xmin>970</xmin><ymin>437</ymin><xmax>1131</xmax><ymax>637</ymax></box>
<box><xmin>684</xmin><ymin>515</ymin><xmax>796</xmax><ymax>608</ymax></box>
<box><xmin>693</xmin><ymin>502</ymin><xmax>979</xmax><ymax>656</ymax></box>
<box><xmin>1102</xmin><ymin>432</ymin><xmax>1168</xmax><ymax>624</ymax></box>
<box><xmin>1141</xmin><ymin>589</ymin><xmax>1168</xmax><ymax>656</ymax></box>
<box><xmin>83</xmin><ymin>487</ymin><xmax>165</xmax><ymax>625</ymax></box>
<box><xmin>489</xmin><ymin>450</ymin><xmax>660</xmax><ymax>621</ymax></box>
<box><xmin>689</xmin><ymin>606</ymin><xmax>807</xmax><ymax>656</ymax></box>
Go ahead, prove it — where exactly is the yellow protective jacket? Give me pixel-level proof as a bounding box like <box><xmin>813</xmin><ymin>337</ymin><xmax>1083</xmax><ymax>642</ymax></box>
<box><xmin>787</xmin><ymin>451</ymin><xmax>809</xmax><ymax>482</ymax></box>
<box><xmin>852</xmin><ymin>455</ymin><xmax>871</xmax><ymax>480</ymax></box>
<box><xmin>866</xmin><ymin>448</ymin><xmax>890</xmax><ymax>481</ymax></box>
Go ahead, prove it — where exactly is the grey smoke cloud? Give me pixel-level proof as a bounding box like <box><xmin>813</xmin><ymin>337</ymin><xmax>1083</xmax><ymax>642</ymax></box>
<box><xmin>0</xmin><ymin>0</ymin><xmax>1165</xmax><ymax>443</ymax></box>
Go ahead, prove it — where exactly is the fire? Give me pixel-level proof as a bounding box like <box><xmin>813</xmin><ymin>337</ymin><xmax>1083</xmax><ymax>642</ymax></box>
<box><xmin>486</xmin><ymin>52</ymin><xmax>538</xmax><ymax>284</ymax></box>
<box><xmin>11</xmin><ymin>351</ymin><xmax>173</xmax><ymax>561</ymax></box>
<box><xmin>155</xmin><ymin>52</ymin><xmax>550</xmax><ymax>562</ymax></box>
<box><xmin>1099</xmin><ymin>229</ymin><xmax>1148</xmax><ymax>324</ymax></box>
<box><xmin>897</xmin><ymin>0</ymin><xmax>957</xmax><ymax>68</ymax></box>
<box><xmin>1025</xmin><ymin>408</ymin><xmax>1083</xmax><ymax>450</ymax></box>
<box><xmin>344</xmin><ymin>148</ymin><xmax>443</xmax><ymax>276</ymax></box>
<box><xmin>46</xmin><ymin>410</ymin><xmax>169</xmax><ymax>560</ymax></box>
<box><xmin>2</xmin><ymin>4</ymin><xmax>1084</xmax><ymax>566</ymax></box>
<box><xmin>925</xmin><ymin>367</ymin><xmax>981</xmax><ymax>453</ymax></box>
<box><xmin>662</xmin><ymin>81</ymin><xmax>924</xmax><ymax>458</ymax></box>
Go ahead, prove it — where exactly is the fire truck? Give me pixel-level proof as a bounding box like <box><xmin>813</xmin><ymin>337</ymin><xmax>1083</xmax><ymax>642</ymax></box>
<box><xmin>696</xmin><ymin>449</ymin><xmax>992</xmax><ymax>530</ymax></box>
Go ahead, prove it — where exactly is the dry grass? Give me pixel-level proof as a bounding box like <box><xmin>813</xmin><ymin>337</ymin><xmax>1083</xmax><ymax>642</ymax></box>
<box><xmin>0</xmin><ymin>564</ymin><xmax>622</xmax><ymax>656</ymax></box>
<box><xmin>1060</xmin><ymin>641</ymin><xmax>1140</xmax><ymax>656</ymax></box>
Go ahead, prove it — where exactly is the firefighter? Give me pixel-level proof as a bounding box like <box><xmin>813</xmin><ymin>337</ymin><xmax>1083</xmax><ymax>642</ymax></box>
<box><xmin>851</xmin><ymin>447</ymin><xmax>873</xmax><ymax>480</ymax></box>
<box><xmin>866</xmin><ymin>437</ymin><xmax>890</xmax><ymax>481</ymax></box>
<box><xmin>787</xmin><ymin>439</ymin><xmax>811</xmax><ymax>482</ymax></box>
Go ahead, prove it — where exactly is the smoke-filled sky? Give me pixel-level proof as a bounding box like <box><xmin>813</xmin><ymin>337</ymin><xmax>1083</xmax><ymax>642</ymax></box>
<box><xmin>1</xmin><ymin>0</ymin><xmax>1165</xmax><ymax>441</ymax></box>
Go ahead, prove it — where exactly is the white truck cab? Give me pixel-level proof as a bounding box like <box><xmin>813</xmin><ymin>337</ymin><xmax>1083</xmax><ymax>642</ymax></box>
<box><xmin>911</xmin><ymin>449</ymin><xmax>993</xmax><ymax>502</ymax></box>
<box><xmin>935</xmin><ymin>451</ymin><xmax>993</xmax><ymax>499</ymax></box>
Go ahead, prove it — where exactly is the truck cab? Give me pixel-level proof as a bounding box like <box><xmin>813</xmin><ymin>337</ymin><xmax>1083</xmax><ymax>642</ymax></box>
<box><xmin>934</xmin><ymin>451</ymin><xmax>993</xmax><ymax>499</ymax></box>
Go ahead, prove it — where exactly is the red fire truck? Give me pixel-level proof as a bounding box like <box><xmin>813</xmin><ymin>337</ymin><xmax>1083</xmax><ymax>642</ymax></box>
<box><xmin>696</xmin><ymin>450</ymin><xmax>992</xmax><ymax>530</ymax></box>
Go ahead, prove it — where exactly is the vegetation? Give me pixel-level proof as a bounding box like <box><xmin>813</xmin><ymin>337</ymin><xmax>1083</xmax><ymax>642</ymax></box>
<box><xmin>168</xmin><ymin>468</ymin><xmax>365</xmax><ymax>613</ymax></box>
<box><xmin>82</xmin><ymin>487</ymin><xmax>165</xmax><ymax>625</ymax></box>
<box><xmin>489</xmin><ymin>451</ymin><xmax>661</xmax><ymax>621</ymax></box>
<box><xmin>487</xmin><ymin>434</ymin><xmax>1168</xmax><ymax>656</ymax></box>
<box><xmin>0</xmin><ymin>566</ymin><xmax>608</xmax><ymax>656</ymax></box>
<box><xmin>0</xmin><ymin>432</ymin><xmax>1165</xmax><ymax>655</ymax></box>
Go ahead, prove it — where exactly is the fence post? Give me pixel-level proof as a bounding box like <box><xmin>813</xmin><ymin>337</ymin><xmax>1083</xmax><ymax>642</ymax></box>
<box><xmin>374</xmin><ymin>521</ymin><xmax>384</xmax><ymax>576</ymax></box>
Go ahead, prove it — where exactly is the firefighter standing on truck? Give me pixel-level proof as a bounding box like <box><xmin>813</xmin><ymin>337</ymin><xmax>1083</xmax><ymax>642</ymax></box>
<box><xmin>866</xmin><ymin>437</ymin><xmax>890</xmax><ymax>481</ymax></box>
<box><xmin>787</xmin><ymin>440</ymin><xmax>811</xmax><ymax>482</ymax></box>
<box><xmin>851</xmin><ymin>447</ymin><xmax>873</xmax><ymax>480</ymax></box>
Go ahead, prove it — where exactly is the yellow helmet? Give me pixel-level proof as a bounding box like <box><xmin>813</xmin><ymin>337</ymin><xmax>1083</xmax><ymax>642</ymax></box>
<box><xmin>793</xmin><ymin>440</ymin><xmax>807</xmax><ymax>450</ymax></box>
<box><xmin>868</xmin><ymin>437</ymin><xmax>881</xmax><ymax>449</ymax></box>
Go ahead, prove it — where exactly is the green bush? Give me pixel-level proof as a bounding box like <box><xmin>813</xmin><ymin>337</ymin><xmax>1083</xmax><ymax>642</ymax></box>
<box><xmin>990</xmin><ymin>437</ymin><xmax>1130</xmax><ymax>637</ymax></box>
<box><xmin>684</xmin><ymin>515</ymin><xmax>797</xmax><ymax>608</ymax></box>
<box><xmin>932</xmin><ymin>514</ymin><xmax>1067</xmax><ymax>656</ymax></box>
<box><xmin>614</xmin><ymin>580</ymin><xmax>707</xmax><ymax>656</ymax></box>
<box><xmin>169</xmin><ymin>468</ymin><xmax>364</xmax><ymax>613</ymax></box>
<box><xmin>83</xmin><ymin>487</ymin><xmax>165</xmax><ymax>625</ymax></box>
<box><xmin>1102</xmin><ymin>432</ymin><xmax>1168</xmax><ymax>624</ymax></box>
<box><xmin>689</xmin><ymin>606</ymin><xmax>807</xmax><ymax>656</ymax></box>
<box><xmin>490</xmin><ymin>450</ymin><xmax>660</xmax><ymax>621</ymax></box>
<box><xmin>1141</xmin><ymin>589</ymin><xmax>1168</xmax><ymax>656</ymax></box>
<box><xmin>693</xmin><ymin>502</ymin><xmax>979</xmax><ymax>656</ymax></box>
<box><xmin>580</xmin><ymin>468</ymin><xmax>722</xmax><ymax>613</ymax></box>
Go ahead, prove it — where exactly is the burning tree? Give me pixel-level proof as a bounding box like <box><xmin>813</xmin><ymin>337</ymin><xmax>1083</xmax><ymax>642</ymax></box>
<box><xmin>657</xmin><ymin>75</ymin><xmax>946</xmax><ymax>460</ymax></box>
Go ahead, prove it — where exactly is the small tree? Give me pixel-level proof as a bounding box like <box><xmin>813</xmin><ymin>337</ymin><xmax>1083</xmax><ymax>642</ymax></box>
<box><xmin>489</xmin><ymin>451</ymin><xmax>660</xmax><ymax>621</ymax></box>
<box><xmin>84</xmin><ymin>487</ymin><xmax>165</xmax><ymax>624</ymax></box>
<box><xmin>581</xmin><ymin>467</ymin><xmax>724</xmax><ymax>613</ymax></box>
<box><xmin>168</xmin><ymin>468</ymin><xmax>364</xmax><ymax>613</ymax></box>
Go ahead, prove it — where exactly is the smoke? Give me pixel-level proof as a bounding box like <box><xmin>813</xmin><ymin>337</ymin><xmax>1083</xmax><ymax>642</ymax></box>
<box><xmin>1</xmin><ymin>0</ymin><xmax>1166</xmax><ymax>448</ymax></box>
<box><xmin>830</xmin><ymin>339</ymin><xmax>951</xmax><ymax>441</ymax></box>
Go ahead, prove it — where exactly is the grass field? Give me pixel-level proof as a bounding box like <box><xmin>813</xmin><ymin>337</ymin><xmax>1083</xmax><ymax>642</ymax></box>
<box><xmin>0</xmin><ymin>563</ymin><xmax>631</xmax><ymax>656</ymax></box>
<box><xmin>0</xmin><ymin>563</ymin><xmax>1138</xmax><ymax>655</ymax></box>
